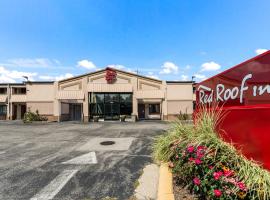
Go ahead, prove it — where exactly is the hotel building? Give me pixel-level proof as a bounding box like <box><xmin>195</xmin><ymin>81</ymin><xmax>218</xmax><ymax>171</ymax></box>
<box><xmin>0</xmin><ymin>68</ymin><xmax>194</xmax><ymax>122</ymax></box>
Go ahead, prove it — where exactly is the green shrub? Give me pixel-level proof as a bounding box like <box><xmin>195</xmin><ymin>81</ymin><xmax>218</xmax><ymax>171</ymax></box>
<box><xmin>153</xmin><ymin>108</ymin><xmax>270</xmax><ymax>200</ymax></box>
<box><xmin>177</xmin><ymin>109</ymin><xmax>189</xmax><ymax>121</ymax></box>
<box><xmin>23</xmin><ymin>109</ymin><xmax>47</xmax><ymax>123</ymax></box>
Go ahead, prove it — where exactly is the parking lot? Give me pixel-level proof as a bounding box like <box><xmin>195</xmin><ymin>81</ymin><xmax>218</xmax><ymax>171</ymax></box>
<box><xmin>0</xmin><ymin>121</ymin><xmax>169</xmax><ymax>200</ymax></box>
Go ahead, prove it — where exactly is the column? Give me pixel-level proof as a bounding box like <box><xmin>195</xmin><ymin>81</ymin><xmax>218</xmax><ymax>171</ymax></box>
<box><xmin>53</xmin><ymin>81</ymin><xmax>61</xmax><ymax>122</ymax></box>
<box><xmin>82</xmin><ymin>77</ymin><xmax>89</xmax><ymax>122</ymax></box>
<box><xmin>161</xmin><ymin>81</ymin><xmax>168</xmax><ymax>120</ymax></box>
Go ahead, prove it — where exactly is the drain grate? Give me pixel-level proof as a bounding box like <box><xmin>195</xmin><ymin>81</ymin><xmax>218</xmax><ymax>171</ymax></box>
<box><xmin>100</xmin><ymin>141</ymin><xmax>115</xmax><ymax>146</ymax></box>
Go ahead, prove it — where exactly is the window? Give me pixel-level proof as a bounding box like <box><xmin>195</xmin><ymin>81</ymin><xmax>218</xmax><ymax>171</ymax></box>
<box><xmin>149</xmin><ymin>104</ymin><xmax>160</xmax><ymax>114</ymax></box>
<box><xmin>0</xmin><ymin>105</ymin><xmax>7</xmax><ymax>115</ymax></box>
<box><xmin>0</xmin><ymin>88</ymin><xmax>7</xmax><ymax>94</ymax></box>
<box><xmin>91</xmin><ymin>93</ymin><xmax>104</xmax><ymax>103</ymax></box>
<box><xmin>90</xmin><ymin>103</ymin><xmax>104</xmax><ymax>116</ymax></box>
<box><xmin>120</xmin><ymin>93</ymin><xmax>132</xmax><ymax>115</ymax></box>
<box><xmin>89</xmin><ymin>93</ymin><xmax>133</xmax><ymax>119</ymax></box>
<box><xmin>13</xmin><ymin>87</ymin><xmax>26</xmax><ymax>94</ymax></box>
<box><xmin>105</xmin><ymin>93</ymin><xmax>119</xmax><ymax>103</ymax></box>
<box><xmin>120</xmin><ymin>94</ymin><xmax>132</xmax><ymax>103</ymax></box>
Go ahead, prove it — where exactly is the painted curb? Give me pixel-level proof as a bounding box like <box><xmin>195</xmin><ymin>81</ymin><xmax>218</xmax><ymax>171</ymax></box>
<box><xmin>157</xmin><ymin>163</ymin><xmax>175</xmax><ymax>200</ymax></box>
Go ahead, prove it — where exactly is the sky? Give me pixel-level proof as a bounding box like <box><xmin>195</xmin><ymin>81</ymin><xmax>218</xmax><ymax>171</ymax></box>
<box><xmin>0</xmin><ymin>0</ymin><xmax>269</xmax><ymax>83</ymax></box>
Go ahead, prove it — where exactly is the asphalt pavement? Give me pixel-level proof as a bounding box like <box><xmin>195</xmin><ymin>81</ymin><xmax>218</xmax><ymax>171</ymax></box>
<box><xmin>0</xmin><ymin>121</ymin><xmax>169</xmax><ymax>200</ymax></box>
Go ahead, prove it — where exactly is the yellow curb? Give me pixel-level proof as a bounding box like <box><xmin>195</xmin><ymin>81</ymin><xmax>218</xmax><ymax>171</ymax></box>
<box><xmin>157</xmin><ymin>163</ymin><xmax>175</xmax><ymax>200</ymax></box>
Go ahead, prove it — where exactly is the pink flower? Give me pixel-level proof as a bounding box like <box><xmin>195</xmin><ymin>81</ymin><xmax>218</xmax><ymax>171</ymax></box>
<box><xmin>213</xmin><ymin>171</ymin><xmax>223</xmax><ymax>180</ymax></box>
<box><xmin>193</xmin><ymin>177</ymin><xmax>201</xmax><ymax>185</ymax></box>
<box><xmin>237</xmin><ymin>182</ymin><xmax>247</xmax><ymax>191</ymax></box>
<box><xmin>197</xmin><ymin>145</ymin><xmax>206</xmax><ymax>151</ymax></box>
<box><xmin>195</xmin><ymin>158</ymin><xmax>202</xmax><ymax>165</ymax></box>
<box><xmin>175</xmin><ymin>155</ymin><xmax>179</xmax><ymax>159</ymax></box>
<box><xmin>223</xmin><ymin>170</ymin><xmax>234</xmax><ymax>177</ymax></box>
<box><xmin>214</xmin><ymin>189</ymin><xmax>222</xmax><ymax>197</ymax></box>
<box><xmin>209</xmin><ymin>165</ymin><xmax>214</xmax><ymax>170</ymax></box>
<box><xmin>187</xmin><ymin>146</ymin><xmax>194</xmax><ymax>153</ymax></box>
<box><xmin>196</xmin><ymin>151</ymin><xmax>204</xmax><ymax>158</ymax></box>
<box><xmin>224</xmin><ymin>177</ymin><xmax>237</xmax><ymax>185</ymax></box>
<box><xmin>189</xmin><ymin>157</ymin><xmax>195</xmax><ymax>162</ymax></box>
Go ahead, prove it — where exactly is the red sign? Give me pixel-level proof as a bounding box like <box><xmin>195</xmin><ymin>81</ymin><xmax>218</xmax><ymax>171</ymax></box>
<box><xmin>105</xmin><ymin>68</ymin><xmax>117</xmax><ymax>84</ymax></box>
<box><xmin>196</xmin><ymin>50</ymin><xmax>270</xmax><ymax>170</ymax></box>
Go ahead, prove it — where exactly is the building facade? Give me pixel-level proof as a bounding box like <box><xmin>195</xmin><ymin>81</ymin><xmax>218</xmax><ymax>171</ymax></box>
<box><xmin>0</xmin><ymin>68</ymin><xmax>194</xmax><ymax>122</ymax></box>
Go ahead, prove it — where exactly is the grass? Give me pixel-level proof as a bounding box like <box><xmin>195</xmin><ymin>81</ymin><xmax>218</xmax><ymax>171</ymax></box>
<box><xmin>153</xmin><ymin>105</ymin><xmax>270</xmax><ymax>200</ymax></box>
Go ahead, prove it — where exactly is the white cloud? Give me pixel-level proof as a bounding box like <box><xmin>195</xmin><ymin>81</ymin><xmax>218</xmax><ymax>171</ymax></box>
<box><xmin>194</xmin><ymin>73</ymin><xmax>207</xmax><ymax>81</ymax></box>
<box><xmin>107</xmin><ymin>64</ymin><xmax>125</xmax><ymax>70</ymax></box>
<box><xmin>77</xmin><ymin>59</ymin><xmax>96</xmax><ymax>70</ymax></box>
<box><xmin>39</xmin><ymin>73</ymin><xmax>73</xmax><ymax>81</ymax></box>
<box><xmin>159</xmin><ymin>62</ymin><xmax>179</xmax><ymax>74</ymax></box>
<box><xmin>7</xmin><ymin>58</ymin><xmax>60</xmax><ymax>68</ymax></box>
<box><xmin>55</xmin><ymin>73</ymin><xmax>73</xmax><ymax>81</ymax></box>
<box><xmin>184</xmin><ymin>65</ymin><xmax>191</xmax><ymax>70</ymax></box>
<box><xmin>38</xmin><ymin>75</ymin><xmax>54</xmax><ymax>81</ymax></box>
<box><xmin>146</xmin><ymin>72</ymin><xmax>159</xmax><ymax>79</ymax></box>
<box><xmin>106</xmin><ymin>64</ymin><xmax>138</xmax><ymax>74</ymax></box>
<box><xmin>0</xmin><ymin>66</ymin><xmax>37</xmax><ymax>83</ymax></box>
<box><xmin>255</xmin><ymin>49</ymin><xmax>268</xmax><ymax>55</ymax></box>
<box><xmin>201</xmin><ymin>61</ymin><xmax>221</xmax><ymax>71</ymax></box>
<box><xmin>181</xmin><ymin>75</ymin><xmax>189</xmax><ymax>81</ymax></box>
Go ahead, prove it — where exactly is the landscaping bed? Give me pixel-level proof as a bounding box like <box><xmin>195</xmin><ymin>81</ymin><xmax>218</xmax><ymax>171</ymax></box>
<box><xmin>153</xmin><ymin>109</ymin><xmax>270</xmax><ymax>200</ymax></box>
<box><xmin>173</xmin><ymin>175</ymin><xmax>198</xmax><ymax>200</ymax></box>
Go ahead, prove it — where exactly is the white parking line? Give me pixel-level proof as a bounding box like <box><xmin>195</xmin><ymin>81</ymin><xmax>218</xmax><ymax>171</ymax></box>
<box><xmin>30</xmin><ymin>169</ymin><xmax>78</xmax><ymax>200</ymax></box>
<box><xmin>62</xmin><ymin>152</ymin><xmax>97</xmax><ymax>165</ymax></box>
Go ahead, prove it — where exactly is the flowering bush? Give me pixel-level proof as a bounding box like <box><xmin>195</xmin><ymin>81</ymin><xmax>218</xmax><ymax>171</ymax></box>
<box><xmin>170</xmin><ymin>143</ymin><xmax>248</xmax><ymax>199</ymax></box>
<box><xmin>153</xmin><ymin>108</ymin><xmax>270</xmax><ymax>200</ymax></box>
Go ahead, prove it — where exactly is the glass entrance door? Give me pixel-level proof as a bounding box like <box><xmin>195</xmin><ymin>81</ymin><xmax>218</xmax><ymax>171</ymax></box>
<box><xmin>104</xmin><ymin>102</ymin><xmax>120</xmax><ymax>120</ymax></box>
<box><xmin>89</xmin><ymin>93</ymin><xmax>132</xmax><ymax>120</ymax></box>
<box><xmin>104</xmin><ymin>94</ymin><xmax>120</xmax><ymax>120</ymax></box>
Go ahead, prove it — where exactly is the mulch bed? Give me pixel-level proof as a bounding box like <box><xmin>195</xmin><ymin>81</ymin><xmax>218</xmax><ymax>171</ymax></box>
<box><xmin>173</xmin><ymin>175</ymin><xmax>198</xmax><ymax>200</ymax></box>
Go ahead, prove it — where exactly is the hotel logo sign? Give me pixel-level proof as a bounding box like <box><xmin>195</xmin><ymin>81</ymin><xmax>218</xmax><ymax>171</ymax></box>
<box><xmin>198</xmin><ymin>73</ymin><xmax>270</xmax><ymax>104</ymax></box>
<box><xmin>105</xmin><ymin>68</ymin><xmax>117</xmax><ymax>84</ymax></box>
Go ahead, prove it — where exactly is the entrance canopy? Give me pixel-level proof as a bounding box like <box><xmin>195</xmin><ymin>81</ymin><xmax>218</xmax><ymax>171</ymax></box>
<box><xmin>57</xmin><ymin>91</ymin><xmax>84</xmax><ymax>100</ymax></box>
<box><xmin>88</xmin><ymin>83</ymin><xmax>133</xmax><ymax>92</ymax></box>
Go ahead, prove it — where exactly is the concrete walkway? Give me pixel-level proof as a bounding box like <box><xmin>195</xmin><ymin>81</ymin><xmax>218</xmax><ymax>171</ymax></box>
<box><xmin>135</xmin><ymin>164</ymin><xmax>159</xmax><ymax>200</ymax></box>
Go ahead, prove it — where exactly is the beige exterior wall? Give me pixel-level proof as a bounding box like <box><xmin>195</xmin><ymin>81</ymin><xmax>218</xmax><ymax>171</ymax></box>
<box><xmin>26</xmin><ymin>84</ymin><xmax>54</xmax><ymax>102</ymax></box>
<box><xmin>167</xmin><ymin>100</ymin><xmax>193</xmax><ymax>115</ymax></box>
<box><xmin>1</xmin><ymin>68</ymin><xmax>194</xmax><ymax>122</ymax></box>
<box><xmin>25</xmin><ymin>83</ymin><xmax>54</xmax><ymax>116</ymax></box>
<box><xmin>165</xmin><ymin>83</ymin><xmax>194</xmax><ymax>118</ymax></box>
<box><xmin>166</xmin><ymin>84</ymin><xmax>193</xmax><ymax>100</ymax></box>
<box><xmin>27</xmin><ymin>102</ymin><xmax>53</xmax><ymax>115</ymax></box>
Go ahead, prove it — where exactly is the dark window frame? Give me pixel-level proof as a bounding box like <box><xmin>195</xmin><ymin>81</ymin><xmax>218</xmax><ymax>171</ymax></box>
<box><xmin>0</xmin><ymin>105</ymin><xmax>7</xmax><ymax>115</ymax></box>
<box><xmin>0</xmin><ymin>88</ymin><xmax>7</xmax><ymax>94</ymax></box>
<box><xmin>89</xmin><ymin>92</ymin><xmax>133</xmax><ymax>119</ymax></box>
<box><xmin>149</xmin><ymin>104</ymin><xmax>160</xmax><ymax>114</ymax></box>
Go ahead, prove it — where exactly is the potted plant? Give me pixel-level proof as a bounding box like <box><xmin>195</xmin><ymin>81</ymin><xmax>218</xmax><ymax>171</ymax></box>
<box><xmin>93</xmin><ymin>115</ymin><xmax>99</xmax><ymax>122</ymax></box>
<box><xmin>120</xmin><ymin>115</ymin><xmax>126</xmax><ymax>122</ymax></box>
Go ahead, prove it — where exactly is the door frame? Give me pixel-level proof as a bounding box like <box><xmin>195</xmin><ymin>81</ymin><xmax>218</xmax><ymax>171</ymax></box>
<box><xmin>138</xmin><ymin>103</ymin><xmax>145</xmax><ymax>119</ymax></box>
<box><xmin>69</xmin><ymin>103</ymin><xmax>83</xmax><ymax>121</ymax></box>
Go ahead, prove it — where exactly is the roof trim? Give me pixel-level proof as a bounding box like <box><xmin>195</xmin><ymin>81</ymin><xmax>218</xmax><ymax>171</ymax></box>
<box><xmin>59</xmin><ymin>68</ymin><xmax>162</xmax><ymax>83</ymax></box>
<box><xmin>0</xmin><ymin>83</ymin><xmax>25</xmax><ymax>86</ymax></box>
<box><xmin>198</xmin><ymin>50</ymin><xmax>270</xmax><ymax>85</ymax></box>
<box><xmin>166</xmin><ymin>81</ymin><xmax>194</xmax><ymax>84</ymax></box>
<box><xmin>26</xmin><ymin>81</ymin><xmax>54</xmax><ymax>84</ymax></box>
<box><xmin>0</xmin><ymin>81</ymin><xmax>54</xmax><ymax>85</ymax></box>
